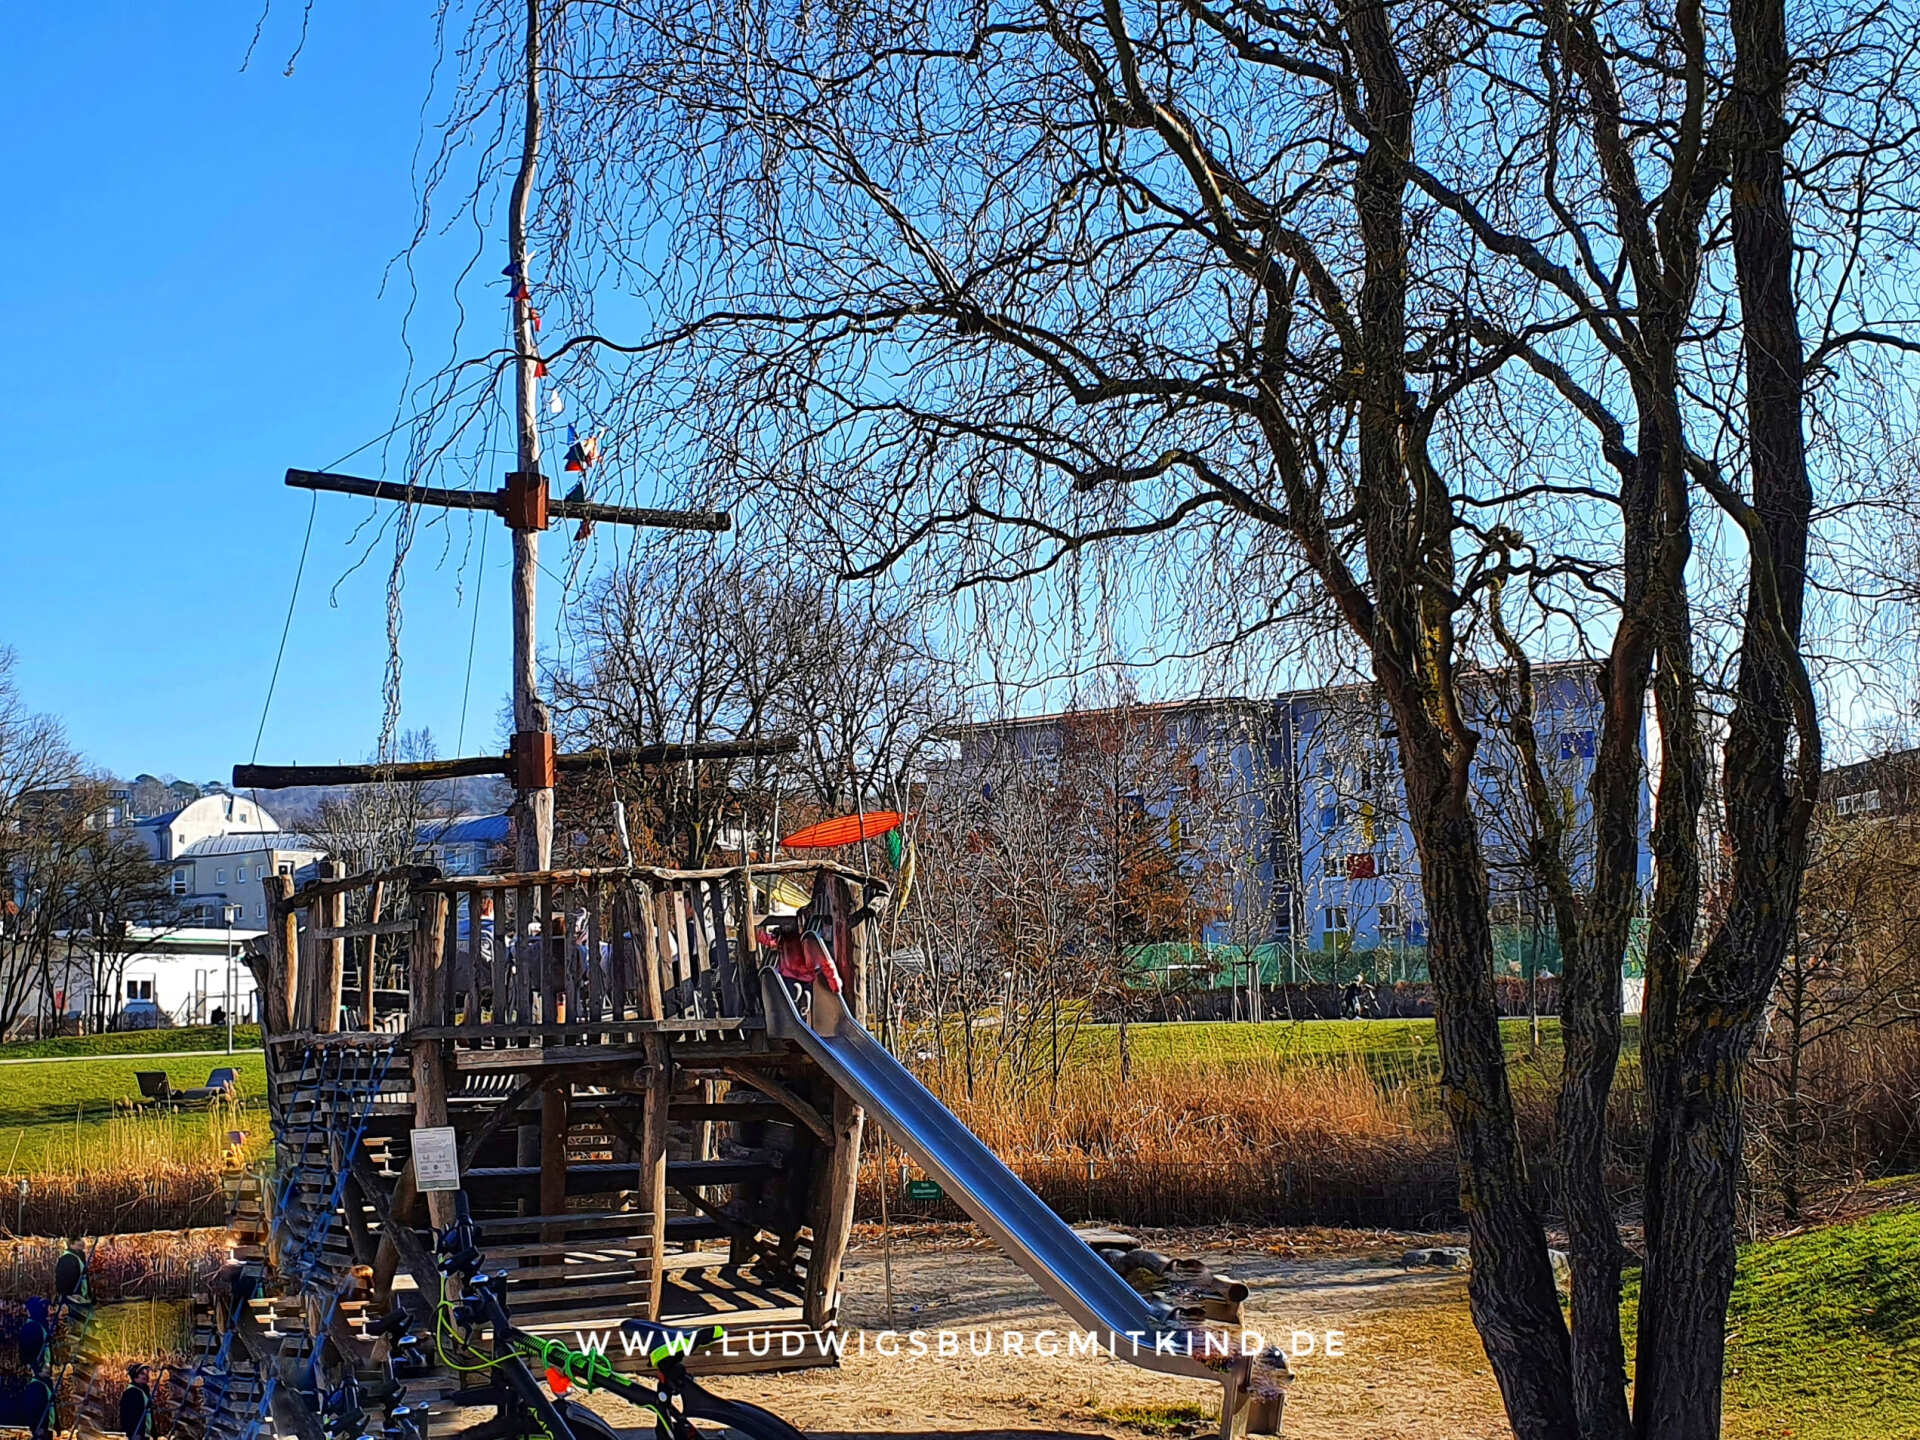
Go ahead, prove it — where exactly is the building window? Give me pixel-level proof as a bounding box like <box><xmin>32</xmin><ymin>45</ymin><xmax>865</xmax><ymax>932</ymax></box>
<box><xmin>215</xmin><ymin>869</ymin><xmax>226</xmax><ymax>886</ymax></box>
<box><xmin>277</xmin><ymin>862</ymin><xmax>294</xmax><ymax>876</ymax></box>
<box><xmin>1379</xmin><ymin>903</ymin><xmax>1404</xmax><ymax>937</ymax></box>
<box><xmin>171</xmin><ymin>869</ymin><xmax>189</xmax><ymax>896</ymax></box>
<box><xmin>237</xmin><ymin>865</ymin><xmax>248</xmax><ymax>883</ymax></box>
<box><xmin>1836</xmin><ymin>789</ymin><xmax>1882</xmax><ymax>816</ymax></box>
<box><xmin>1322</xmin><ymin>854</ymin><xmax>1344</xmax><ymax>879</ymax></box>
<box><xmin>258</xmin><ymin>903</ymin><xmax>266</xmax><ymax>919</ymax></box>
<box><xmin>126</xmin><ymin>979</ymin><xmax>155</xmax><ymax>1002</ymax></box>
<box><xmin>1323</xmin><ymin>906</ymin><xmax>1349</xmax><ymax>936</ymax></box>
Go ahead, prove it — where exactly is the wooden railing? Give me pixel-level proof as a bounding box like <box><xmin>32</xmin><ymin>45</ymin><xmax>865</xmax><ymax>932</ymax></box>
<box><xmin>264</xmin><ymin>858</ymin><xmax>880</xmax><ymax>1043</ymax></box>
<box><xmin>414</xmin><ymin>860</ymin><xmax>877</xmax><ymax>1034</ymax></box>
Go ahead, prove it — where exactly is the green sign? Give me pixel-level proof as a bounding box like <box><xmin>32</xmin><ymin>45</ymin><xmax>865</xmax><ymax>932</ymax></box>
<box><xmin>906</xmin><ymin>1179</ymin><xmax>944</xmax><ymax>1202</ymax></box>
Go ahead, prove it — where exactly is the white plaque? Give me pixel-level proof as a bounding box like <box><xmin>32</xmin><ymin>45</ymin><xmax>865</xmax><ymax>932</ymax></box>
<box><xmin>412</xmin><ymin>1125</ymin><xmax>461</xmax><ymax>1192</ymax></box>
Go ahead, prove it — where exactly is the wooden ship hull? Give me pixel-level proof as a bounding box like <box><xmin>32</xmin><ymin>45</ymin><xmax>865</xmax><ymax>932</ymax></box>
<box><xmin>203</xmin><ymin>858</ymin><xmax>876</xmax><ymax>1440</ymax></box>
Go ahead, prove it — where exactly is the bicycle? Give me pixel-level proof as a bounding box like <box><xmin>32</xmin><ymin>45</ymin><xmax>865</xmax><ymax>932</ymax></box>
<box><xmin>354</xmin><ymin>1192</ymin><xmax>807</xmax><ymax>1440</ymax></box>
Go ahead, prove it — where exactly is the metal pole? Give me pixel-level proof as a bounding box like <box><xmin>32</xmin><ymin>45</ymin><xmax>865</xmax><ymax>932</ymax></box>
<box><xmin>1528</xmin><ymin>896</ymin><xmax>1541</xmax><ymax>1050</ymax></box>
<box><xmin>226</xmin><ymin>906</ymin><xmax>236</xmax><ymax>1054</ymax></box>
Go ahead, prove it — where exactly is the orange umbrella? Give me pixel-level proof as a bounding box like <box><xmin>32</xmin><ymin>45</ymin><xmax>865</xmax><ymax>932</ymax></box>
<box><xmin>780</xmin><ymin>811</ymin><xmax>904</xmax><ymax>849</ymax></box>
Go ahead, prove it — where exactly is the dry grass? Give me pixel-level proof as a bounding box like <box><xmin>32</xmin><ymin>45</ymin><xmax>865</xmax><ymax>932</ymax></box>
<box><xmin>864</xmin><ymin>1056</ymin><xmax>1460</xmax><ymax>1228</ymax></box>
<box><xmin>0</xmin><ymin>1100</ymin><xmax>248</xmax><ymax>1236</ymax></box>
<box><xmin>0</xmin><ymin>1230</ymin><xmax>227</xmax><ymax>1301</ymax></box>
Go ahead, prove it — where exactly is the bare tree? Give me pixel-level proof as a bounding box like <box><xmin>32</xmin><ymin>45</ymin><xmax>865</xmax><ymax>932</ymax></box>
<box><xmin>549</xmin><ymin>544</ymin><xmax>957</xmax><ymax>865</ymax></box>
<box><xmin>1750</xmin><ymin>808</ymin><xmax>1920</xmax><ymax>1218</ymax></box>
<box><xmin>394</xmin><ymin>2</ymin><xmax>1920</xmax><ymax>1433</ymax></box>
<box><xmin>307</xmin><ymin>729</ymin><xmax>452</xmax><ymax>903</ymax></box>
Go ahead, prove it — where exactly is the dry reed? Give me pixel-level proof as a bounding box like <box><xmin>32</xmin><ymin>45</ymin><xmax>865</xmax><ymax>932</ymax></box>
<box><xmin>0</xmin><ymin>1101</ymin><xmax>250</xmax><ymax>1237</ymax></box>
<box><xmin>861</xmin><ymin>1055</ymin><xmax>1461</xmax><ymax>1227</ymax></box>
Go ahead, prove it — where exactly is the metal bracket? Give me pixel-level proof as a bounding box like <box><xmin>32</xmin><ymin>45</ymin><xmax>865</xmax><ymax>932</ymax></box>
<box><xmin>510</xmin><ymin>730</ymin><xmax>556</xmax><ymax>790</ymax></box>
<box><xmin>501</xmin><ymin>471</ymin><xmax>549</xmax><ymax>531</ymax></box>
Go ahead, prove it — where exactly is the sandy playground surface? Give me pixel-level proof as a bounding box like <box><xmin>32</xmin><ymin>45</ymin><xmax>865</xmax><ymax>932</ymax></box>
<box><xmin>579</xmin><ymin>1225</ymin><xmax>1513</xmax><ymax>1440</ymax></box>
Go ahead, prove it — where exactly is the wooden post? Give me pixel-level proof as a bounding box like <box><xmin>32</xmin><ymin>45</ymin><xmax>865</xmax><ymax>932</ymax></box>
<box><xmin>636</xmin><ymin>882</ymin><xmax>671</xmax><ymax>1318</ymax></box>
<box><xmin>540</xmin><ymin>913</ymin><xmax>569</xmax><ymax>1259</ymax></box>
<box><xmin>804</xmin><ymin>1084</ymin><xmax>864</xmax><ymax>1330</ymax></box>
<box><xmin>317</xmin><ymin>860</ymin><xmax>347</xmax><ymax>1033</ymax></box>
<box><xmin>370</xmin><ymin>1157</ymin><xmax>418</xmax><ymax>1305</ymax></box>
<box><xmin>411</xmin><ymin>893</ymin><xmax>457</xmax><ymax>1229</ymax></box>
<box><xmin>362</xmin><ymin>879</ymin><xmax>386</xmax><ymax>1031</ymax></box>
<box><xmin>505</xmin><ymin>0</ymin><xmax>553</xmax><ymax>875</ymax></box>
<box><xmin>264</xmin><ymin>875</ymin><xmax>298</xmax><ymax>1036</ymax></box>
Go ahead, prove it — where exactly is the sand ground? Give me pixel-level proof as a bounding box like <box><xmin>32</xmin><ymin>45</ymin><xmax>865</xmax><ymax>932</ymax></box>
<box><xmin>576</xmin><ymin>1226</ymin><xmax>1511</xmax><ymax>1440</ymax></box>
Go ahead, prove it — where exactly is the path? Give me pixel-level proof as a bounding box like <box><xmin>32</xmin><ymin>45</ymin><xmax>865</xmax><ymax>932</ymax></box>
<box><xmin>0</xmin><ymin>1048</ymin><xmax>263</xmax><ymax>1066</ymax></box>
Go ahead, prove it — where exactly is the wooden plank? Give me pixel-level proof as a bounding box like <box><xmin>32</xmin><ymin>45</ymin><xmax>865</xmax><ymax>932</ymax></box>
<box><xmin>283</xmin><ymin>468</ymin><xmax>730</xmax><ymax>532</ymax></box>
<box><xmin>719</xmin><ymin>1064</ymin><xmax>831</xmax><ymax>1143</ymax></box>
<box><xmin>277</xmin><ymin>863</ymin><xmax>438</xmax><ymax>912</ymax></box>
<box><xmin>423</xmin><ymin>858</ymin><xmax>880</xmax><ymax>891</ymax></box>
<box><xmin>539</xmin><ymin>1066</ymin><xmax>568</xmax><ymax>1258</ymax></box>
<box><xmin>361</xmin><ymin>877</ymin><xmax>386</xmax><ymax>1031</ymax></box>
<box><xmin>486</xmin><ymin>888</ymin><xmax>508</xmax><ymax>1030</ymax></box>
<box><xmin>440</xmin><ymin>887</ymin><xmax>460</xmax><ymax>1031</ymax></box>
<box><xmin>689</xmin><ymin>884</ymin><xmax>713</xmax><ymax>1016</ymax></box>
<box><xmin>515</xmin><ymin>883</ymin><xmax>536</xmax><ymax>1025</ymax></box>
<box><xmin>313</xmin><ymin>918</ymin><xmax>417</xmax><ymax>941</ymax></box>
<box><xmin>668</xmin><ymin>1099</ymin><xmax>788</xmax><ymax>1123</ymax></box>
<box><xmin>586</xmin><ymin>886</ymin><xmax>604</xmax><ymax>1032</ymax></box>
<box><xmin>639</xmin><ymin>904</ymin><xmax>672</xmax><ymax>1321</ymax></box>
<box><xmin>637</xmin><ymin>885</ymin><xmax>662</xmax><ymax>1027</ymax></box>
<box><xmin>546</xmin><ymin>908</ymin><xmax>567</xmax><ymax>1027</ymax></box>
<box><xmin>316</xmin><ymin>860</ymin><xmax>348</xmax><ymax>1033</ymax></box>
<box><xmin>703</xmin><ymin>880</ymin><xmax>736</xmax><ymax>1015</ymax></box>
<box><xmin>473</xmin><ymin>1209</ymin><xmax>656</xmax><ymax>1232</ymax></box>
<box><xmin>264</xmin><ymin>874</ymin><xmax>299</xmax><ymax>1040</ymax></box>
<box><xmin>608</xmin><ymin>887</ymin><xmax>631</xmax><ymax>1022</ymax></box>
<box><xmin>803</xmin><ymin>1086</ymin><xmax>864</xmax><ymax>1330</ymax></box>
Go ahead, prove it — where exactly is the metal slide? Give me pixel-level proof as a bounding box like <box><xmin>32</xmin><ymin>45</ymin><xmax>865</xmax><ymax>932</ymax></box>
<box><xmin>761</xmin><ymin>971</ymin><xmax>1260</xmax><ymax>1423</ymax></box>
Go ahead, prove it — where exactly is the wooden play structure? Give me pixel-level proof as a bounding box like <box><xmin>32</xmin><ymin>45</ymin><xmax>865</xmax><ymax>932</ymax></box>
<box><xmin>196</xmin><ymin>855</ymin><xmax>881</xmax><ymax>1440</ymax></box>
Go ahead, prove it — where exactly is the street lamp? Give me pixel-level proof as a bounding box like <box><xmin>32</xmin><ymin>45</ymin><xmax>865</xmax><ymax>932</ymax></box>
<box><xmin>224</xmin><ymin>903</ymin><xmax>242</xmax><ymax>1054</ymax></box>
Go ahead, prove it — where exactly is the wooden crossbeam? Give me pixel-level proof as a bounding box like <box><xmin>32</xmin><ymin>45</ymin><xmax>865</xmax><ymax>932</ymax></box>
<box><xmin>233</xmin><ymin>737</ymin><xmax>798</xmax><ymax>790</ymax></box>
<box><xmin>286</xmin><ymin>468</ymin><xmax>730</xmax><ymax>533</ymax></box>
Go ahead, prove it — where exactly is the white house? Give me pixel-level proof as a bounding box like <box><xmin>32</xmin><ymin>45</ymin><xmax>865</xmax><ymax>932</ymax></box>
<box><xmin>47</xmin><ymin>922</ymin><xmax>261</xmax><ymax>1029</ymax></box>
<box><xmin>123</xmin><ymin>794</ymin><xmax>326</xmax><ymax>927</ymax></box>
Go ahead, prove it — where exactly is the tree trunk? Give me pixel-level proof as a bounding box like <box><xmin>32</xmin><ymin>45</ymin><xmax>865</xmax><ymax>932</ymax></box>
<box><xmin>1639</xmin><ymin>0</ymin><xmax>1816</xmax><ymax>1431</ymax></box>
<box><xmin>1400</xmin><ymin>738</ymin><xmax>1579</xmax><ymax>1440</ymax></box>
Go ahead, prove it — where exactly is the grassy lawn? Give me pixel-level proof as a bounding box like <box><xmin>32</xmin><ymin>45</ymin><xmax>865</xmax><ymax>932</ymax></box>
<box><xmin>1064</xmin><ymin>1015</ymin><xmax>1639</xmax><ymax>1090</ymax></box>
<box><xmin>0</xmin><ymin>1026</ymin><xmax>262</xmax><ymax>1060</ymax></box>
<box><xmin>1611</xmin><ymin>1203</ymin><xmax>1920</xmax><ymax>1439</ymax></box>
<box><xmin>0</xmin><ymin>1053</ymin><xmax>268</xmax><ymax>1169</ymax></box>
<box><xmin>1718</xmin><ymin>1204</ymin><xmax>1920</xmax><ymax>1438</ymax></box>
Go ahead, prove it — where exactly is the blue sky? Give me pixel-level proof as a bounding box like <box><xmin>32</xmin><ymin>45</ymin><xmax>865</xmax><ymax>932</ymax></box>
<box><xmin>0</xmin><ymin>3</ymin><xmax>531</xmax><ymax>784</ymax></box>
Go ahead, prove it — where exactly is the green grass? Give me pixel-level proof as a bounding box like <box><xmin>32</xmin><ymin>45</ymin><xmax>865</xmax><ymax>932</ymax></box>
<box><xmin>1718</xmin><ymin>1205</ymin><xmax>1920</xmax><ymax>1438</ymax></box>
<box><xmin>0</xmin><ymin>1026</ymin><xmax>262</xmax><ymax>1060</ymax></box>
<box><xmin>1091</xmin><ymin>1401</ymin><xmax>1215</xmax><ymax>1434</ymax></box>
<box><xmin>1063</xmin><ymin>1015</ymin><xmax>1639</xmax><ymax>1091</ymax></box>
<box><xmin>0</xmin><ymin>1053</ymin><xmax>268</xmax><ymax>1168</ymax></box>
<box><xmin>1619</xmin><ymin>1206</ymin><xmax>1920</xmax><ymax>1439</ymax></box>
<box><xmin>86</xmin><ymin>1298</ymin><xmax>189</xmax><ymax>1361</ymax></box>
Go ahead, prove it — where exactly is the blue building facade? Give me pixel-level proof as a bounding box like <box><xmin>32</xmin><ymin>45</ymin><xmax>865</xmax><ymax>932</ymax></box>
<box><xmin>1277</xmin><ymin>664</ymin><xmax>1652</xmax><ymax>970</ymax></box>
<box><xmin>949</xmin><ymin>665</ymin><xmax>1653</xmax><ymax>984</ymax></box>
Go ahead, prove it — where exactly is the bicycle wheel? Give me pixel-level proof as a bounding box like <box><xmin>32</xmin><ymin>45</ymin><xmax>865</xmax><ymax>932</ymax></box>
<box><xmin>679</xmin><ymin>1384</ymin><xmax>807</xmax><ymax>1440</ymax></box>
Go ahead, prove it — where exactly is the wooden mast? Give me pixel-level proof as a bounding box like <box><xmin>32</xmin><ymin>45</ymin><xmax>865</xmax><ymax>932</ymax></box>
<box><xmin>506</xmin><ymin>0</ymin><xmax>552</xmax><ymax>874</ymax></box>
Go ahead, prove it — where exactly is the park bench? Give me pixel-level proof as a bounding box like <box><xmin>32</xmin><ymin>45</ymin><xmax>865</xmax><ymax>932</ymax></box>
<box><xmin>132</xmin><ymin>1068</ymin><xmax>241</xmax><ymax>1111</ymax></box>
